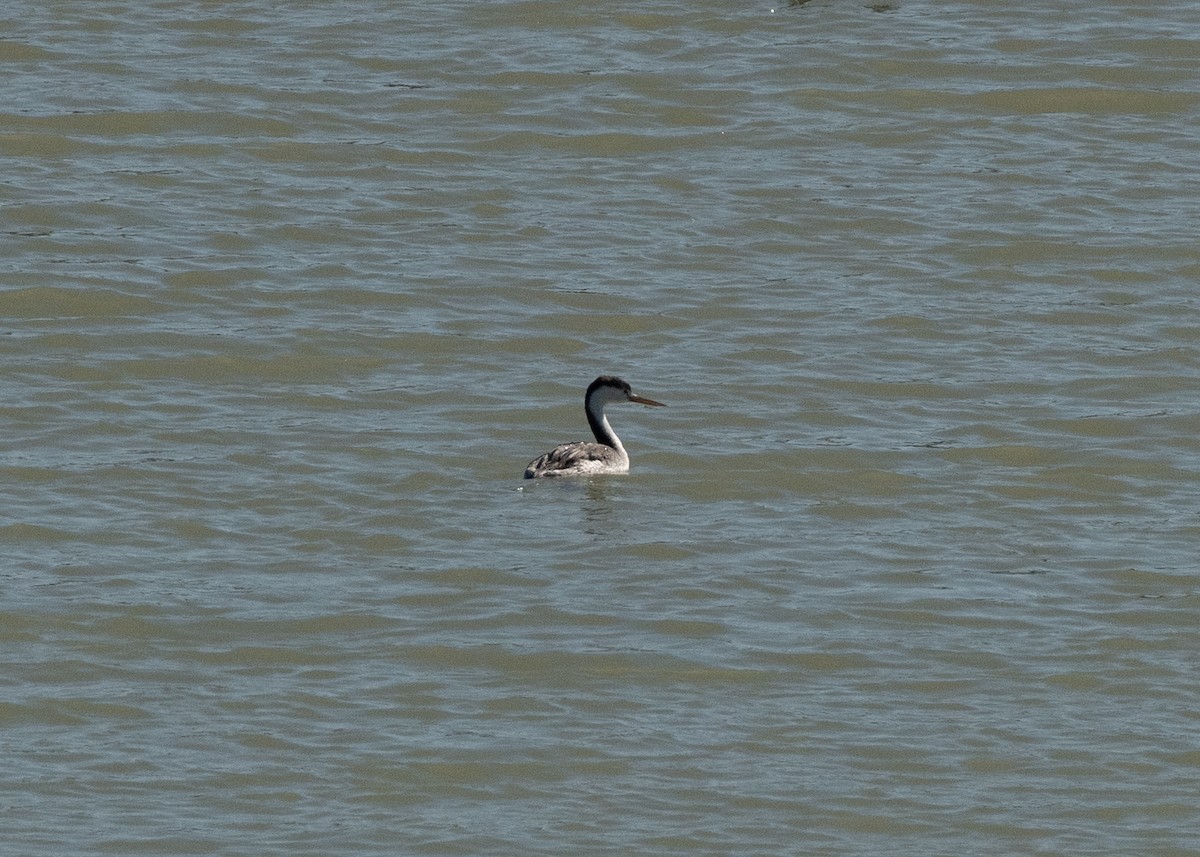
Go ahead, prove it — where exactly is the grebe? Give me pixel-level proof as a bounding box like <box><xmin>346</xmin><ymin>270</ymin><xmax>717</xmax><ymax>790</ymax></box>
<box><xmin>524</xmin><ymin>376</ymin><xmax>666</xmax><ymax>478</ymax></box>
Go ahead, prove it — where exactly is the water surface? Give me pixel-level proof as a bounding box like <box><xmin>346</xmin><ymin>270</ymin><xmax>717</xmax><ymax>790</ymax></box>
<box><xmin>3</xmin><ymin>1</ymin><xmax>1199</xmax><ymax>854</ymax></box>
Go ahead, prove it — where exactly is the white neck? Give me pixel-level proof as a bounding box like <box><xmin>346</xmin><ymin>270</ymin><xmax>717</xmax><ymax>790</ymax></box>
<box><xmin>586</xmin><ymin>396</ymin><xmax>626</xmax><ymax>458</ymax></box>
<box><xmin>595</xmin><ymin>411</ymin><xmax>627</xmax><ymax>461</ymax></box>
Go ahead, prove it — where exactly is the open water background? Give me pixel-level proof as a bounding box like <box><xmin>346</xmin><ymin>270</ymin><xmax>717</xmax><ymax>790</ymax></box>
<box><xmin>3</xmin><ymin>1</ymin><xmax>1199</xmax><ymax>854</ymax></box>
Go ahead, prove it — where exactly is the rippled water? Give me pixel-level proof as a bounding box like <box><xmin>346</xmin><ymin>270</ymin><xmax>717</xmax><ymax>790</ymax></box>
<box><xmin>3</xmin><ymin>1</ymin><xmax>1199</xmax><ymax>854</ymax></box>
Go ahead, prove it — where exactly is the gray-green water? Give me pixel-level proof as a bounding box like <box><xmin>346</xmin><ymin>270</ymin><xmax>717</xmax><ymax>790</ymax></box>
<box><xmin>3</xmin><ymin>1</ymin><xmax>1199</xmax><ymax>854</ymax></box>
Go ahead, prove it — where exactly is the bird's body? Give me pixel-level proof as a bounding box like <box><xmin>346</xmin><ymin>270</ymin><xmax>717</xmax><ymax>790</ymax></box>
<box><xmin>524</xmin><ymin>376</ymin><xmax>665</xmax><ymax>478</ymax></box>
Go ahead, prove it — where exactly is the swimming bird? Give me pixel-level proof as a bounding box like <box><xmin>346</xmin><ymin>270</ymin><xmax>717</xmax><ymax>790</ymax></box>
<box><xmin>524</xmin><ymin>375</ymin><xmax>666</xmax><ymax>478</ymax></box>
